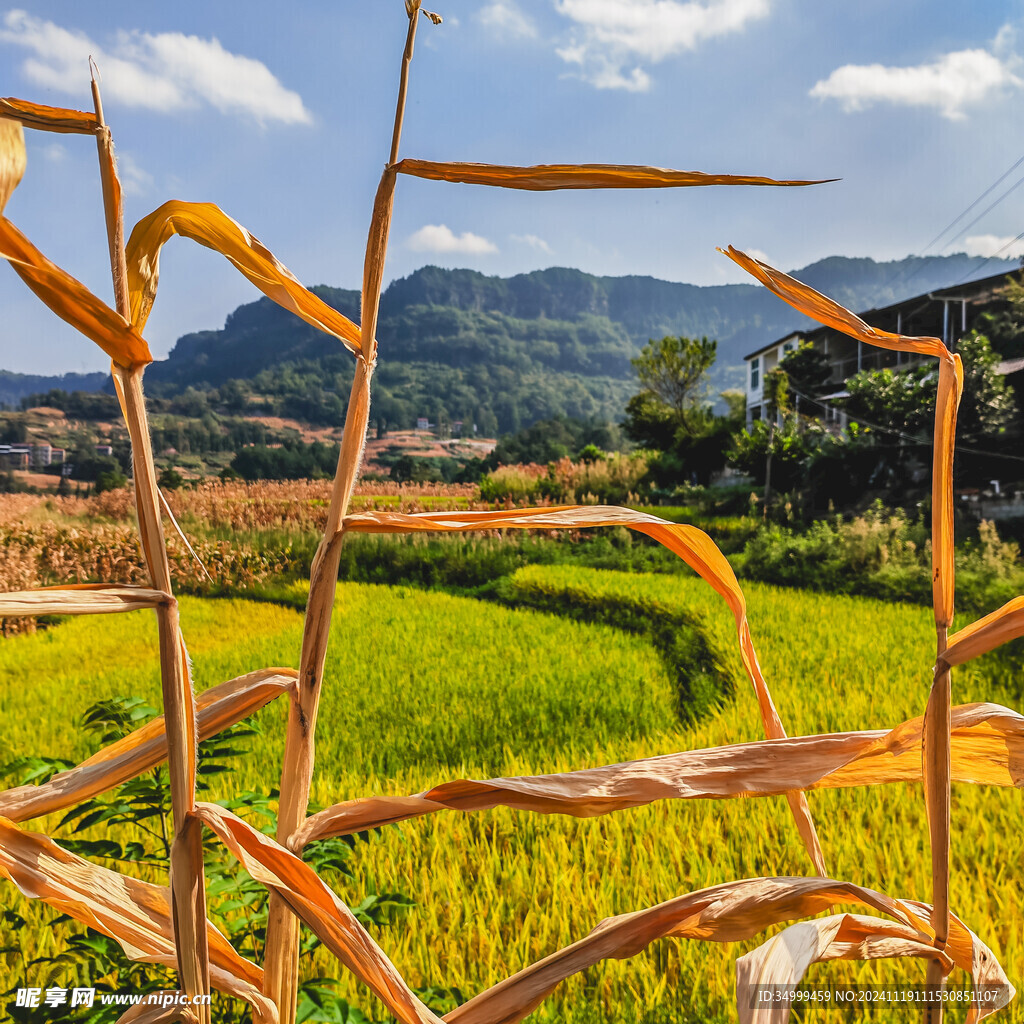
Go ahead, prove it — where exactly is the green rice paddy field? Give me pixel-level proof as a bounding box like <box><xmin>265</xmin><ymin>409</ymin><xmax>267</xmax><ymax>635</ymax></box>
<box><xmin>1</xmin><ymin>568</ymin><xmax>1022</xmax><ymax>1022</ymax></box>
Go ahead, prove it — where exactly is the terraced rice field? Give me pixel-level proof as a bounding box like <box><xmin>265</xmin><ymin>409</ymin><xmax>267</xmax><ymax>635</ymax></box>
<box><xmin>1</xmin><ymin>569</ymin><xmax>1021</xmax><ymax>1021</ymax></box>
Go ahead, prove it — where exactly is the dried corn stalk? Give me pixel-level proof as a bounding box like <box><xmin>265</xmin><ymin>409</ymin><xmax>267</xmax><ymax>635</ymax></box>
<box><xmin>0</xmin><ymin>5</ymin><xmax>1019</xmax><ymax>1024</ymax></box>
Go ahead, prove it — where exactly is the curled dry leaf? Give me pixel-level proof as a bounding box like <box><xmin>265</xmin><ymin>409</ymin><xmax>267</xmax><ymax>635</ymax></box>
<box><xmin>0</xmin><ymin>667</ymin><xmax>297</xmax><ymax>823</ymax></box>
<box><xmin>944</xmin><ymin>595</ymin><xmax>1024</xmax><ymax>668</ymax></box>
<box><xmin>295</xmin><ymin>701</ymin><xmax>1024</xmax><ymax>847</ymax></box>
<box><xmin>719</xmin><ymin>246</ymin><xmax>950</xmax><ymax>361</ymax></box>
<box><xmin>195</xmin><ymin>802</ymin><xmax>444</xmax><ymax>1024</ymax></box>
<box><xmin>125</xmin><ymin>201</ymin><xmax>362</xmax><ymax>354</ymax></box>
<box><xmin>0</xmin><ymin>816</ymin><xmax>276</xmax><ymax>1022</ymax></box>
<box><xmin>195</xmin><ymin>805</ymin><xmax>1010</xmax><ymax>1024</ymax></box>
<box><xmin>343</xmin><ymin>504</ymin><xmax>824</xmax><ymax>873</ymax></box>
<box><xmin>0</xmin><ymin>97</ymin><xmax>100</xmax><ymax>134</ymax></box>
<box><xmin>716</xmin><ymin>247</ymin><xmax>964</xmax><ymax>625</ymax></box>
<box><xmin>0</xmin><ymin>217</ymin><xmax>152</xmax><ymax>367</ymax></box>
<box><xmin>395</xmin><ymin>159</ymin><xmax>835</xmax><ymax>192</ymax></box>
<box><xmin>737</xmin><ymin>913</ymin><xmax>1012</xmax><ymax>1024</ymax></box>
<box><xmin>0</xmin><ymin>115</ymin><xmax>26</xmax><ymax>213</ymax></box>
<box><xmin>443</xmin><ymin>876</ymin><xmax>1003</xmax><ymax>1024</ymax></box>
<box><xmin>0</xmin><ymin>584</ymin><xmax>170</xmax><ymax>618</ymax></box>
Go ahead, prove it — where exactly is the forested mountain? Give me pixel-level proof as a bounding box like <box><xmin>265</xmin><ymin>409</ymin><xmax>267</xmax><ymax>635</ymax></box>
<box><xmin>3</xmin><ymin>254</ymin><xmax>1015</xmax><ymax>431</ymax></box>
<box><xmin>0</xmin><ymin>371</ymin><xmax>107</xmax><ymax>409</ymax></box>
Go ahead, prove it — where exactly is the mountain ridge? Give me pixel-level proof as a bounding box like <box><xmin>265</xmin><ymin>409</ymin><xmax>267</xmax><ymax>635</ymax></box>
<box><xmin>2</xmin><ymin>254</ymin><xmax>1017</xmax><ymax>428</ymax></box>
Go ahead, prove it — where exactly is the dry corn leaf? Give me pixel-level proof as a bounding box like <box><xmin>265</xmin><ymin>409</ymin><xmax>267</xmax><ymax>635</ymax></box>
<box><xmin>944</xmin><ymin>595</ymin><xmax>1024</xmax><ymax>668</ymax></box>
<box><xmin>720</xmin><ymin>246</ymin><xmax>950</xmax><ymax>360</ymax></box>
<box><xmin>444</xmin><ymin>876</ymin><xmax>1002</xmax><ymax>1024</ymax></box>
<box><xmin>0</xmin><ymin>584</ymin><xmax>170</xmax><ymax>618</ymax></box>
<box><xmin>1</xmin><ymin>116</ymin><xmax>26</xmax><ymax>213</ymax></box>
<box><xmin>195</xmin><ymin>802</ymin><xmax>444</xmax><ymax>1024</ymax></box>
<box><xmin>395</xmin><ymin>159</ymin><xmax>835</xmax><ymax>192</ymax></box>
<box><xmin>0</xmin><ymin>816</ymin><xmax>276</xmax><ymax>1022</ymax></box>
<box><xmin>737</xmin><ymin>916</ymin><xmax>945</xmax><ymax>1024</ymax></box>
<box><xmin>0</xmin><ymin>97</ymin><xmax>100</xmax><ymax>134</ymax></box>
<box><xmin>737</xmin><ymin>913</ymin><xmax>1011</xmax><ymax>1024</ymax></box>
<box><xmin>0</xmin><ymin>217</ymin><xmax>151</xmax><ymax>367</ymax></box>
<box><xmin>295</xmin><ymin>701</ymin><xmax>1024</xmax><ymax>847</ymax></box>
<box><xmin>0</xmin><ymin>667</ymin><xmax>296</xmax><ymax>823</ymax></box>
<box><xmin>125</xmin><ymin>201</ymin><xmax>362</xmax><ymax>354</ymax></box>
<box><xmin>343</xmin><ymin>504</ymin><xmax>824</xmax><ymax>873</ymax></box>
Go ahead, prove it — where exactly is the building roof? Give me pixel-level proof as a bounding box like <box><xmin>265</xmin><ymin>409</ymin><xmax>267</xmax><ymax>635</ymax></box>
<box><xmin>743</xmin><ymin>269</ymin><xmax>1018</xmax><ymax>362</ymax></box>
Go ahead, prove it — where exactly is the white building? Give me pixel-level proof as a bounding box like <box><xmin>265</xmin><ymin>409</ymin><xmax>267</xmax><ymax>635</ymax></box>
<box><xmin>743</xmin><ymin>270</ymin><xmax>1016</xmax><ymax>427</ymax></box>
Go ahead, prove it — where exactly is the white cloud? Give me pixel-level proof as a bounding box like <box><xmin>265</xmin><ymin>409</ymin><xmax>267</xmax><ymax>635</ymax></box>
<box><xmin>0</xmin><ymin>10</ymin><xmax>311</xmax><ymax>124</ymax></box>
<box><xmin>810</xmin><ymin>44</ymin><xmax>1021</xmax><ymax>121</ymax></box>
<box><xmin>512</xmin><ymin>232</ymin><xmax>552</xmax><ymax>253</ymax></box>
<box><xmin>963</xmin><ymin>233</ymin><xmax>1024</xmax><ymax>259</ymax></box>
<box><xmin>116</xmin><ymin>151</ymin><xmax>154</xmax><ymax>196</ymax></box>
<box><xmin>746</xmin><ymin>247</ymin><xmax>772</xmax><ymax>266</ymax></box>
<box><xmin>407</xmin><ymin>224</ymin><xmax>499</xmax><ymax>255</ymax></box>
<box><xmin>40</xmin><ymin>141</ymin><xmax>66</xmax><ymax>162</ymax></box>
<box><xmin>478</xmin><ymin>1</ymin><xmax>537</xmax><ymax>40</ymax></box>
<box><xmin>554</xmin><ymin>0</ymin><xmax>770</xmax><ymax>91</ymax></box>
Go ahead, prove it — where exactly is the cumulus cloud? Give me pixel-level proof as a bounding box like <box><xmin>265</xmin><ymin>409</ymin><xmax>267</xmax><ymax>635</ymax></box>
<box><xmin>0</xmin><ymin>10</ymin><xmax>311</xmax><ymax>124</ymax></box>
<box><xmin>117</xmin><ymin>152</ymin><xmax>154</xmax><ymax>196</ymax></box>
<box><xmin>810</xmin><ymin>43</ymin><xmax>1021</xmax><ymax>121</ymax></box>
<box><xmin>512</xmin><ymin>232</ymin><xmax>552</xmax><ymax>253</ymax></box>
<box><xmin>963</xmin><ymin>233</ymin><xmax>1024</xmax><ymax>259</ymax></box>
<box><xmin>477</xmin><ymin>1</ymin><xmax>537</xmax><ymax>40</ymax></box>
<box><xmin>407</xmin><ymin>224</ymin><xmax>499</xmax><ymax>255</ymax></box>
<box><xmin>554</xmin><ymin>0</ymin><xmax>770</xmax><ymax>91</ymax></box>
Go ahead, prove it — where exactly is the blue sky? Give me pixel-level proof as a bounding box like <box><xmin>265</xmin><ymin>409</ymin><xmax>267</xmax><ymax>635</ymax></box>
<box><xmin>1</xmin><ymin>0</ymin><xmax>1023</xmax><ymax>374</ymax></box>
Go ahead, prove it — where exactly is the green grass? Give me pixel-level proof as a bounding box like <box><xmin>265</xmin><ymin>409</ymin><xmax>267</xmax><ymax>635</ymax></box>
<box><xmin>1</xmin><ymin>572</ymin><xmax>1022</xmax><ymax>1022</ymax></box>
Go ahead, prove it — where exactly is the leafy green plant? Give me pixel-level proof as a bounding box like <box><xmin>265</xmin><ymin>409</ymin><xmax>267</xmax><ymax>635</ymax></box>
<box><xmin>2</xmin><ymin>696</ymin><xmax>414</xmax><ymax>1023</ymax></box>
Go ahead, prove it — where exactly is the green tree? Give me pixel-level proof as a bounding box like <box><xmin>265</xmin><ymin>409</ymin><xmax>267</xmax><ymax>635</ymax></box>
<box><xmin>628</xmin><ymin>334</ymin><xmax>716</xmax><ymax>435</ymax></box>
<box><xmin>845</xmin><ymin>331</ymin><xmax>1016</xmax><ymax>447</ymax></box>
<box><xmin>623</xmin><ymin>335</ymin><xmax>740</xmax><ymax>487</ymax></box>
<box><xmin>158</xmin><ymin>467</ymin><xmax>185</xmax><ymax>490</ymax></box>
<box><xmin>777</xmin><ymin>344</ymin><xmax>834</xmax><ymax>403</ymax></box>
<box><xmin>977</xmin><ymin>270</ymin><xmax>1024</xmax><ymax>355</ymax></box>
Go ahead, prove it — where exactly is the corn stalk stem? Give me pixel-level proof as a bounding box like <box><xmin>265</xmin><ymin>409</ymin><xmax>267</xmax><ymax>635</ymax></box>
<box><xmin>923</xmin><ymin>355</ymin><xmax>957</xmax><ymax>1024</ymax></box>
<box><xmin>262</xmin><ymin>10</ymin><xmax>418</xmax><ymax>1021</ymax></box>
<box><xmin>924</xmin><ymin>626</ymin><xmax>951</xmax><ymax>1024</ymax></box>
<box><xmin>92</xmin><ymin>75</ymin><xmax>210</xmax><ymax>1019</ymax></box>
<box><xmin>389</xmin><ymin>4</ymin><xmax>420</xmax><ymax>166</ymax></box>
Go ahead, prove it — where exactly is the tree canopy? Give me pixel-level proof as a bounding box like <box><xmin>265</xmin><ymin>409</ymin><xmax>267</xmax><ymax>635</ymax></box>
<box><xmin>628</xmin><ymin>334</ymin><xmax>716</xmax><ymax>434</ymax></box>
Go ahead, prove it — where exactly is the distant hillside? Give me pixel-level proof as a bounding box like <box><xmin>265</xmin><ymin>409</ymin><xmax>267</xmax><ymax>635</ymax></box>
<box><xmin>0</xmin><ymin>370</ymin><xmax>108</xmax><ymax>408</ymax></box>
<box><xmin>3</xmin><ymin>253</ymin><xmax>1015</xmax><ymax>431</ymax></box>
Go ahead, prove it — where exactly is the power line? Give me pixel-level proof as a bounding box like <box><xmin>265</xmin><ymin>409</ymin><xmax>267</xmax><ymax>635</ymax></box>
<box><xmin>921</xmin><ymin>152</ymin><xmax>1024</xmax><ymax>253</ymax></box>
<box><xmin>941</xmin><ymin>171</ymin><xmax>1024</xmax><ymax>252</ymax></box>
<box><xmin>953</xmin><ymin>227</ymin><xmax>1024</xmax><ymax>285</ymax></box>
<box><xmin>884</xmin><ymin>150</ymin><xmax>1024</xmax><ymax>295</ymax></box>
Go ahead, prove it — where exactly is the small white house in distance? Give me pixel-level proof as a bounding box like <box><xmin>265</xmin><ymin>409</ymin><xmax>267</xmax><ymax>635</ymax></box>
<box><xmin>743</xmin><ymin>270</ymin><xmax>1017</xmax><ymax>428</ymax></box>
<box><xmin>744</xmin><ymin>332</ymin><xmax>801</xmax><ymax>425</ymax></box>
<box><xmin>415</xmin><ymin>416</ymin><xmax>430</xmax><ymax>431</ymax></box>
